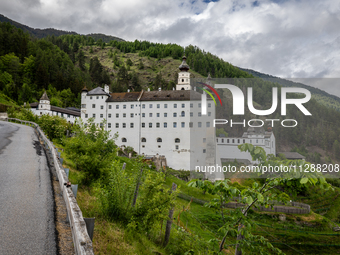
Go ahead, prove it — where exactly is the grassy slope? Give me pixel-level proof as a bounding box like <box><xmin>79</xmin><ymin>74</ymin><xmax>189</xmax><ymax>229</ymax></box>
<box><xmin>0</xmin><ymin>92</ymin><xmax>18</xmax><ymax>106</ymax></box>
<box><xmin>81</xmin><ymin>45</ymin><xmax>204</xmax><ymax>90</ymax></box>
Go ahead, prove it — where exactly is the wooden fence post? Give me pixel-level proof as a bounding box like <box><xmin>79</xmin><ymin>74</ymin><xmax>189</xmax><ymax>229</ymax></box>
<box><xmin>163</xmin><ymin>182</ymin><xmax>177</xmax><ymax>247</ymax></box>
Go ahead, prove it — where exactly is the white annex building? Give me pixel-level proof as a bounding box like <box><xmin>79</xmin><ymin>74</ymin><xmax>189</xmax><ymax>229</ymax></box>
<box><xmin>30</xmin><ymin>91</ymin><xmax>80</xmax><ymax>123</ymax></box>
<box><xmin>216</xmin><ymin>125</ymin><xmax>276</xmax><ymax>164</ymax></box>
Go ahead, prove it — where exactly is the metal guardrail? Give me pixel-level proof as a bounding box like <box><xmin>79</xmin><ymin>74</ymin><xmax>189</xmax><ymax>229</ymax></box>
<box><xmin>6</xmin><ymin>118</ymin><xmax>94</xmax><ymax>255</ymax></box>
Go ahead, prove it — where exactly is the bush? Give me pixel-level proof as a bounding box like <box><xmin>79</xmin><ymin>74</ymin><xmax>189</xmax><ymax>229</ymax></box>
<box><xmin>37</xmin><ymin>114</ymin><xmax>69</xmax><ymax>141</ymax></box>
<box><xmin>63</xmin><ymin>118</ymin><xmax>117</xmax><ymax>184</ymax></box>
<box><xmin>99</xmin><ymin>159</ymin><xmax>178</xmax><ymax>232</ymax></box>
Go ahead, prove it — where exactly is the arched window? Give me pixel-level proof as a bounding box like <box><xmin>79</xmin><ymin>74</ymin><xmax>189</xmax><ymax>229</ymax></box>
<box><xmin>181</xmin><ymin>87</ymin><xmax>185</xmax><ymax>90</ymax></box>
<box><xmin>157</xmin><ymin>138</ymin><xmax>162</xmax><ymax>143</ymax></box>
<box><xmin>141</xmin><ymin>138</ymin><xmax>146</xmax><ymax>142</ymax></box>
<box><xmin>122</xmin><ymin>138</ymin><xmax>127</xmax><ymax>142</ymax></box>
<box><xmin>181</xmin><ymin>111</ymin><xmax>185</xmax><ymax>117</ymax></box>
<box><xmin>175</xmin><ymin>138</ymin><xmax>180</xmax><ymax>143</ymax></box>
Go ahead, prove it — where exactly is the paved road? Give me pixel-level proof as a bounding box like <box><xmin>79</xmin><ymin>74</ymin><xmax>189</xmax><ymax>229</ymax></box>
<box><xmin>0</xmin><ymin>121</ymin><xmax>57</xmax><ymax>255</ymax></box>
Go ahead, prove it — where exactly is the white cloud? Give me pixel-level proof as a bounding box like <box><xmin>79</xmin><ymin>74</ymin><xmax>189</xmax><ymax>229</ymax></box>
<box><xmin>1</xmin><ymin>0</ymin><xmax>340</xmax><ymax>79</ymax></box>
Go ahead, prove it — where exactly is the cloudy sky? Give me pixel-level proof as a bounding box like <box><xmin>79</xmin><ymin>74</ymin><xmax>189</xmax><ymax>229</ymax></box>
<box><xmin>1</xmin><ymin>0</ymin><xmax>340</xmax><ymax>80</ymax></box>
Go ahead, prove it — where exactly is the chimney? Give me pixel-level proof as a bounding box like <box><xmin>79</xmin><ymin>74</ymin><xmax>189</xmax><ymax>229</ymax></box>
<box><xmin>104</xmin><ymin>84</ymin><xmax>109</xmax><ymax>93</ymax></box>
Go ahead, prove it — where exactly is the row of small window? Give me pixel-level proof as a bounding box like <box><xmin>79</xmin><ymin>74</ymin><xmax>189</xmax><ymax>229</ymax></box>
<box><xmin>39</xmin><ymin>112</ymin><xmax>72</xmax><ymax>118</ymax></box>
<box><xmin>89</xmin><ymin>96</ymin><xmax>104</xmax><ymax>100</ymax></box>
<box><xmin>84</xmin><ymin>103</ymin><xmax>212</xmax><ymax>109</ymax></box>
<box><xmin>85</xmin><ymin>111</ymin><xmax>212</xmax><ymax>118</ymax></box>
<box><xmin>217</xmin><ymin>138</ymin><xmax>259</xmax><ymax>144</ymax></box>
<box><xmin>140</xmin><ymin>137</ymin><xmax>181</xmax><ymax>143</ymax></box>
<box><xmin>107</xmin><ymin>122</ymin><xmax>211</xmax><ymax>128</ymax></box>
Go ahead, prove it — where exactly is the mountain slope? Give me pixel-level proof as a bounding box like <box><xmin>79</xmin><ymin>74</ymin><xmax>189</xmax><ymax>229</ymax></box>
<box><xmin>239</xmin><ymin>67</ymin><xmax>340</xmax><ymax>112</ymax></box>
<box><xmin>0</xmin><ymin>14</ymin><xmax>124</xmax><ymax>42</ymax></box>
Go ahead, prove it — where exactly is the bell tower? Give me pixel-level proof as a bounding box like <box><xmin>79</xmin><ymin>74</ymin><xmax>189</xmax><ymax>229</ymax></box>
<box><xmin>39</xmin><ymin>91</ymin><xmax>51</xmax><ymax>111</ymax></box>
<box><xmin>176</xmin><ymin>55</ymin><xmax>191</xmax><ymax>90</ymax></box>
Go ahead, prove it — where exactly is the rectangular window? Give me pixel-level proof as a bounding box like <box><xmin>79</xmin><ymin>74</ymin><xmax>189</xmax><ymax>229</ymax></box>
<box><xmin>190</xmin><ymin>112</ymin><xmax>193</xmax><ymax>117</ymax></box>
<box><xmin>100</xmin><ymin>105</ymin><xmax>104</xmax><ymax>109</ymax></box>
<box><xmin>131</xmin><ymin>104</ymin><xmax>134</xmax><ymax>109</ymax></box>
<box><xmin>198</xmin><ymin>112</ymin><xmax>202</xmax><ymax>117</ymax></box>
<box><xmin>173</xmin><ymin>122</ymin><xmax>177</xmax><ymax>128</ymax></box>
<box><xmin>174</xmin><ymin>103</ymin><xmax>177</xmax><ymax>108</ymax></box>
<box><xmin>108</xmin><ymin>123</ymin><xmax>111</xmax><ymax>128</ymax></box>
<box><xmin>130</xmin><ymin>113</ymin><xmax>134</xmax><ymax>118</ymax></box>
<box><xmin>108</xmin><ymin>114</ymin><xmax>112</xmax><ymax>118</ymax></box>
<box><xmin>92</xmin><ymin>104</ymin><xmax>95</xmax><ymax>108</ymax></box>
<box><xmin>130</xmin><ymin>123</ymin><xmax>134</xmax><ymax>128</ymax></box>
<box><xmin>232</xmin><ymin>139</ymin><xmax>235</xmax><ymax>143</ymax></box>
<box><xmin>173</xmin><ymin>113</ymin><xmax>177</xmax><ymax>117</ymax></box>
<box><xmin>149</xmin><ymin>104</ymin><xmax>153</xmax><ymax>108</ymax></box>
<box><xmin>116</xmin><ymin>123</ymin><xmax>119</xmax><ymax>128</ymax></box>
<box><xmin>208</xmin><ymin>112</ymin><xmax>211</xmax><ymax>116</ymax></box>
<box><xmin>100</xmin><ymin>123</ymin><xmax>103</xmax><ymax>127</ymax></box>
<box><xmin>156</xmin><ymin>123</ymin><xmax>160</xmax><ymax>128</ymax></box>
<box><xmin>123</xmin><ymin>123</ymin><xmax>126</xmax><ymax>128</ymax></box>
<box><xmin>222</xmin><ymin>139</ymin><xmax>224</xmax><ymax>143</ymax></box>
<box><xmin>164</xmin><ymin>122</ymin><xmax>167</xmax><ymax>128</ymax></box>
<box><xmin>90</xmin><ymin>96</ymin><xmax>92</xmax><ymax>100</ymax></box>
<box><xmin>149</xmin><ymin>123</ymin><xmax>152</xmax><ymax>128</ymax></box>
<box><xmin>164</xmin><ymin>104</ymin><xmax>168</xmax><ymax>108</ymax></box>
<box><xmin>206</xmin><ymin>122</ymin><xmax>210</xmax><ymax>127</ymax></box>
<box><xmin>227</xmin><ymin>139</ymin><xmax>229</xmax><ymax>143</ymax></box>
<box><xmin>203</xmin><ymin>138</ymin><xmax>206</xmax><ymax>143</ymax></box>
<box><xmin>157</xmin><ymin>104</ymin><xmax>160</xmax><ymax>108</ymax></box>
<box><xmin>123</xmin><ymin>113</ymin><xmax>126</xmax><ymax>117</ymax></box>
<box><xmin>189</xmin><ymin>122</ymin><xmax>193</xmax><ymax>128</ymax></box>
<box><xmin>243</xmin><ymin>139</ymin><xmax>245</xmax><ymax>143</ymax></box>
<box><xmin>164</xmin><ymin>113</ymin><xmax>167</xmax><ymax>117</ymax></box>
<box><xmin>190</xmin><ymin>103</ymin><xmax>193</xmax><ymax>108</ymax></box>
<box><xmin>96</xmin><ymin>96</ymin><xmax>99</xmax><ymax>99</ymax></box>
<box><xmin>157</xmin><ymin>113</ymin><xmax>160</xmax><ymax>117</ymax></box>
<box><xmin>115</xmin><ymin>113</ymin><xmax>119</xmax><ymax>118</ymax></box>
<box><xmin>100</xmin><ymin>114</ymin><xmax>103</xmax><ymax>118</ymax></box>
<box><xmin>85</xmin><ymin>114</ymin><xmax>88</xmax><ymax>118</ymax></box>
<box><xmin>142</xmin><ymin>113</ymin><xmax>145</xmax><ymax>117</ymax></box>
<box><xmin>116</xmin><ymin>105</ymin><xmax>119</xmax><ymax>109</ymax></box>
<box><xmin>198</xmin><ymin>122</ymin><xmax>202</xmax><ymax>127</ymax></box>
<box><xmin>109</xmin><ymin>105</ymin><xmax>112</xmax><ymax>109</ymax></box>
<box><xmin>93</xmin><ymin>114</ymin><xmax>96</xmax><ymax>118</ymax></box>
<box><xmin>142</xmin><ymin>123</ymin><xmax>145</xmax><ymax>128</ymax></box>
<box><xmin>198</xmin><ymin>103</ymin><xmax>201</xmax><ymax>108</ymax></box>
<box><xmin>175</xmin><ymin>145</ymin><xmax>179</xmax><ymax>150</ymax></box>
<box><xmin>81</xmin><ymin>104</ymin><xmax>86</xmax><ymax>108</ymax></box>
<box><xmin>181</xmin><ymin>122</ymin><xmax>185</xmax><ymax>128</ymax></box>
<box><xmin>238</xmin><ymin>139</ymin><xmax>240</xmax><ymax>143</ymax></box>
<box><xmin>149</xmin><ymin>113</ymin><xmax>153</xmax><ymax>117</ymax></box>
<box><xmin>208</xmin><ymin>103</ymin><xmax>211</xmax><ymax>108</ymax></box>
<box><xmin>142</xmin><ymin>104</ymin><xmax>145</xmax><ymax>108</ymax></box>
<box><xmin>203</xmin><ymin>149</ymin><xmax>206</xmax><ymax>153</ymax></box>
<box><xmin>123</xmin><ymin>105</ymin><xmax>126</xmax><ymax>109</ymax></box>
<box><xmin>182</xmin><ymin>103</ymin><xmax>185</xmax><ymax>108</ymax></box>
